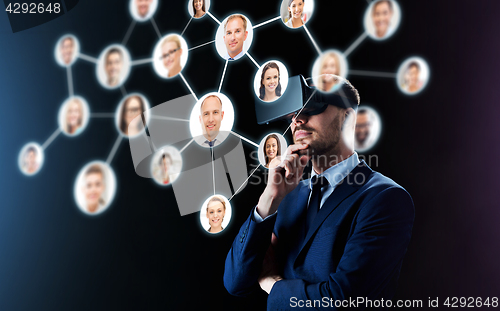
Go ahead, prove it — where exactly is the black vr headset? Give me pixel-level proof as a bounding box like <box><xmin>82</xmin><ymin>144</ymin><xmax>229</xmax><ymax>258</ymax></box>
<box><xmin>255</xmin><ymin>75</ymin><xmax>359</xmax><ymax>124</ymax></box>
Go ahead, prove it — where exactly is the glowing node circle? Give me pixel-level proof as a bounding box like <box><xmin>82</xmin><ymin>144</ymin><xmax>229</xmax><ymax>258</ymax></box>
<box><xmin>18</xmin><ymin>142</ymin><xmax>44</xmax><ymax>176</ymax></box>
<box><xmin>214</xmin><ymin>14</ymin><xmax>254</xmax><ymax>61</ymax></box>
<box><xmin>96</xmin><ymin>44</ymin><xmax>132</xmax><ymax>90</ymax></box>
<box><xmin>150</xmin><ymin>146</ymin><xmax>183</xmax><ymax>186</ymax></box>
<box><xmin>187</xmin><ymin>0</ymin><xmax>211</xmax><ymax>19</ymax></box>
<box><xmin>114</xmin><ymin>93</ymin><xmax>151</xmax><ymax>138</ymax></box>
<box><xmin>253</xmin><ymin>60</ymin><xmax>290</xmax><ymax>103</ymax></box>
<box><xmin>74</xmin><ymin>161</ymin><xmax>117</xmax><ymax>216</ymax></box>
<box><xmin>189</xmin><ymin>92</ymin><xmax>235</xmax><ymax>148</ymax></box>
<box><xmin>152</xmin><ymin>34</ymin><xmax>189</xmax><ymax>79</ymax></box>
<box><xmin>364</xmin><ymin>0</ymin><xmax>402</xmax><ymax>41</ymax></box>
<box><xmin>396</xmin><ymin>56</ymin><xmax>430</xmax><ymax>95</ymax></box>
<box><xmin>58</xmin><ymin>96</ymin><xmax>90</xmax><ymax>137</ymax></box>
<box><xmin>54</xmin><ymin>34</ymin><xmax>80</xmax><ymax>67</ymax></box>
<box><xmin>199</xmin><ymin>194</ymin><xmax>232</xmax><ymax>234</ymax></box>
<box><xmin>257</xmin><ymin>133</ymin><xmax>288</xmax><ymax>169</ymax></box>
<box><xmin>129</xmin><ymin>0</ymin><xmax>158</xmax><ymax>22</ymax></box>
<box><xmin>311</xmin><ymin>49</ymin><xmax>349</xmax><ymax>93</ymax></box>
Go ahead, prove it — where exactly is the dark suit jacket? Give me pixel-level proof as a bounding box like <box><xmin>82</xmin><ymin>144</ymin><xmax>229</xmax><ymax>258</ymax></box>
<box><xmin>224</xmin><ymin>161</ymin><xmax>415</xmax><ymax>310</ymax></box>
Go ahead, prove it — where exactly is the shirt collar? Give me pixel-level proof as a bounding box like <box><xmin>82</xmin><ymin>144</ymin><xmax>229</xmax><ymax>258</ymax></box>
<box><xmin>309</xmin><ymin>152</ymin><xmax>360</xmax><ymax>190</ymax></box>
<box><xmin>226</xmin><ymin>50</ymin><xmax>245</xmax><ymax>61</ymax></box>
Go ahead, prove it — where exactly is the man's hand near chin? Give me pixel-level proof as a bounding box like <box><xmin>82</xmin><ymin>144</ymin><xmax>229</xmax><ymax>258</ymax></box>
<box><xmin>258</xmin><ymin>233</ymin><xmax>283</xmax><ymax>294</ymax></box>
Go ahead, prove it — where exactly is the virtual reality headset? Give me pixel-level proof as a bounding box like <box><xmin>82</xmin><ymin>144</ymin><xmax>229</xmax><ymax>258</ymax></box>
<box><xmin>255</xmin><ymin>75</ymin><xmax>359</xmax><ymax>124</ymax></box>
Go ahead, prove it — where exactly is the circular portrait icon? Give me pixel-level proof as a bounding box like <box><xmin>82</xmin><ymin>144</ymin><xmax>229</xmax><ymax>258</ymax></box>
<box><xmin>215</xmin><ymin>14</ymin><xmax>254</xmax><ymax>61</ymax></box>
<box><xmin>74</xmin><ymin>161</ymin><xmax>117</xmax><ymax>216</ymax></box>
<box><xmin>96</xmin><ymin>45</ymin><xmax>132</xmax><ymax>90</ymax></box>
<box><xmin>364</xmin><ymin>0</ymin><xmax>402</xmax><ymax>41</ymax></box>
<box><xmin>199</xmin><ymin>194</ymin><xmax>232</xmax><ymax>234</ymax></box>
<box><xmin>253</xmin><ymin>60</ymin><xmax>290</xmax><ymax>103</ymax></box>
<box><xmin>129</xmin><ymin>0</ymin><xmax>158</xmax><ymax>22</ymax></box>
<box><xmin>58</xmin><ymin>96</ymin><xmax>90</xmax><ymax>137</ymax></box>
<box><xmin>18</xmin><ymin>142</ymin><xmax>44</xmax><ymax>176</ymax></box>
<box><xmin>397</xmin><ymin>57</ymin><xmax>430</xmax><ymax>95</ymax></box>
<box><xmin>150</xmin><ymin>146</ymin><xmax>183</xmax><ymax>186</ymax></box>
<box><xmin>354</xmin><ymin>106</ymin><xmax>382</xmax><ymax>153</ymax></box>
<box><xmin>55</xmin><ymin>34</ymin><xmax>80</xmax><ymax>67</ymax></box>
<box><xmin>152</xmin><ymin>34</ymin><xmax>189</xmax><ymax>79</ymax></box>
<box><xmin>189</xmin><ymin>92</ymin><xmax>235</xmax><ymax>148</ymax></box>
<box><xmin>311</xmin><ymin>50</ymin><xmax>349</xmax><ymax>93</ymax></box>
<box><xmin>187</xmin><ymin>0</ymin><xmax>211</xmax><ymax>19</ymax></box>
<box><xmin>280</xmin><ymin>0</ymin><xmax>315</xmax><ymax>29</ymax></box>
<box><xmin>115</xmin><ymin>93</ymin><xmax>151</xmax><ymax>138</ymax></box>
<box><xmin>258</xmin><ymin>133</ymin><xmax>288</xmax><ymax>169</ymax></box>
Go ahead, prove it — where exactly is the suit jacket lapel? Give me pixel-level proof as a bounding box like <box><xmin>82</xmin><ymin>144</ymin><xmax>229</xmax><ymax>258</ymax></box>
<box><xmin>294</xmin><ymin>161</ymin><xmax>372</xmax><ymax>263</ymax></box>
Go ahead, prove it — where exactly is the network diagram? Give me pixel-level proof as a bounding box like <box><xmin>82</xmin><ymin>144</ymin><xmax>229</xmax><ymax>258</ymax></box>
<box><xmin>18</xmin><ymin>0</ymin><xmax>430</xmax><ymax>234</ymax></box>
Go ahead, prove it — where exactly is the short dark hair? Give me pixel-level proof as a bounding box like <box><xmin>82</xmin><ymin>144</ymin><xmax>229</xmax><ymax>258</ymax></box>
<box><xmin>106</xmin><ymin>48</ymin><xmax>123</xmax><ymax>61</ymax></box>
<box><xmin>373</xmin><ymin>0</ymin><xmax>393</xmax><ymax>12</ymax></box>
<box><xmin>26</xmin><ymin>146</ymin><xmax>37</xmax><ymax>155</ymax></box>
<box><xmin>408</xmin><ymin>61</ymin><xmax>420</xmax><ymax>71</ymax></box>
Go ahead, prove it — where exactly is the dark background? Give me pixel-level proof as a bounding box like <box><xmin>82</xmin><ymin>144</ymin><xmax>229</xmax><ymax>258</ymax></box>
<box><xmin>1</xmin><ymin>0</ymin><xmax>499</xmax><ymax>310</ymax></box>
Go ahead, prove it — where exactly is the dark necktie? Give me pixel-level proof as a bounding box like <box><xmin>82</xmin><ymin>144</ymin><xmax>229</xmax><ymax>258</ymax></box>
<box><xmin>305</xmin><ymin>175</ymin><xmax>328</xmax><ymax>233</ymax></box>
<box><xmin>206</xmin><ymin>139</ymin><xmax>217</xmax><ymax>148</ymax></box>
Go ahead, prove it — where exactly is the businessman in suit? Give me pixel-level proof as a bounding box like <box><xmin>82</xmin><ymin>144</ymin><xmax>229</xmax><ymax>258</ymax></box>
<box><xmin>224</xmin><ymin>84</ymin><xmax>414</xmax><ymax>310</ymax></box>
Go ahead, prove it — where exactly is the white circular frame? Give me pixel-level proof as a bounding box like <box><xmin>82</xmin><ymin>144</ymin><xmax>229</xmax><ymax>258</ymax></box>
<box><xmin>150</xmin><ymin>146</ymin><xmax>183</xmax><ymax>186</ymax></box>
<box><xmin>18</xmin><ymin>142</ymin><xmax>44</xmax><ymax>176</ymax></box>
<box><xmin>58</xmin><ymin>96</ymin><xmax>91</xmax><ymax>137</ymax></box>
<box><xmin>152</xmin><ymin>34</ymin><xmax>189</xmax><ymax>79</ymax></box>
<box><xmin>215</xmin><ymin>14</ymin><xmax>254</xmax><ymax>61</ymax></box>
<box><xmin>129</xmin><ymin>0</ymin><xmax>158</xmax><ymax>22</ymax></box>
<box><xmin>257</xmin><ymin>133</ymin><xmax>288</xmax><ymax>169</ymax></box>
<box><xmin>74</xmin><ymin>161</ymin><xmax>117</xmax><ymax>216</ymax></box>
<box><xmin>189</xmin><ymin>92</ymin><xmax>235</xmax><ymax>148</ymax></box>
<box><xmin>253</xmin><ymin>60</ymin><xmax>290</xmax><ymax>103</ymax></box>
<box><xmin>199</xmin><ymin>194</ymin><xmax>232</xmax><ymax>234</ymax></box>
<box><xmin>54</xmin><ymin>34</ymin><xmax>80</xmax><ymax>67</ymax></box>
<box><xmin>114</xmin><ymin>93</ymin><xmax>151</xmax><ymax>138</ymax></box>
<box><xmin>96</xmin><ymin>45</ymin><xmax>132</xmax><ymax>90</ymax></box>
<box><xmin>363</xmin><ymin>0</ymin><xmax>402</xmax><ymax>41</ymax></box>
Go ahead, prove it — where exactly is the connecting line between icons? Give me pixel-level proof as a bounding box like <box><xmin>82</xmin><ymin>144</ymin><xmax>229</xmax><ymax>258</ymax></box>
<box><xmin>303</xmin><ymin>25</ymin><xmax>322</xmax><ymax>56</ymax></box>
<box><xmin>91</xmin><ymin>113</ymin><xmax>115</xmax><ymax>118</ymax></box>
<box><xmin>344</xmin><ymin>32</ymin><xmax>368</xmax><ymax>58</ymax></box>
<box><xmin>246</xmin><ymin>52</ymin><xmax>260</xmax><ymax>69</ymax></box>
<box><xmin>120</xmin><ymin>85</ymin><xmax>127</xmax><ymax>97</ymax></box>
<box><xmin>282</xmin><ymin>89</ymin><xmax>318</xmax><ymax>136</ymax></box>
<box><xmin>230</xmin><ymin>131</ymin><xmax>260</xmax><ymax>148</ymax></box>
<box><xmin>252</xmin><ymin>16</ymin><xmax>281</xmax><ymax>29</ymax></box>
<box><xmin>122</xmin><ymin>20</ymin><xmax>137</xmax><ymax>45</ymax></box>
<box><xmin>181</xmin><ymin>17</ymin><xmax>192</xmax><ymax>36</ymax></box>
<box><xmin>106</xmin><ymin>136</ymin><xmax>123</xmax><ymax>164</ymax></box>
<box><xmin>179</xmin><ymin>138</ymin><xmax>195</xmax><ymax>153</ymax></box>
<box><xmin>349</xmin><ymin>70</ymin><xmax>397</xmax><ymax>78</ymax></box>
<box><xmin>131</xmin><ymin>58</ymin><xmax>153</xmax><ymax>66</ymax></box>
<box><xmin>218</xmin><ymin>60</ymin><xmax>228</xmax><ymax>93</ymax></box>
<box><xmin>228</xmin><ymin>165</ymin><xmax>261</xmax><ymax>202</ymax></box>
<box><xmin>188</xmin><ymin>40</ymin><xmax>215</xmax><ymax>51</ymax></box>
<box><xmin>151</xmin><ymin>17</ymin><xmax>162</xmax><ymax>39</ymax></box>
<box><xmin>42</xmin><ymin>128</ymin><xmax>62</xmax><ymax>150</ymax></box>
<box><xmin>207</xmin><ymin>12</ymin><xmax>221</xmax><ymax>25</ymax></box>
<box><xmin>179</xmin><ymin>72</ymin><xmax>198</xmax><ymax>101</ymax></box>
<box><xmin>78</xmin><ymin>54</ymin><xmax>98</xmax><ymax>63</ymax></box>
<box><xmin>150</xmin><ymin>116</ymin><xmax>190</xmax><ymax>122</ymax></box>
<box><xmin>211</xmin><ymin>147</ymin><xmax>216</xmax><ymax>195</ymax></box>
<box><xmin>67</xmin><ymin>66</ymin><xmax>74</xmax><ymax>97</ymax></box>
